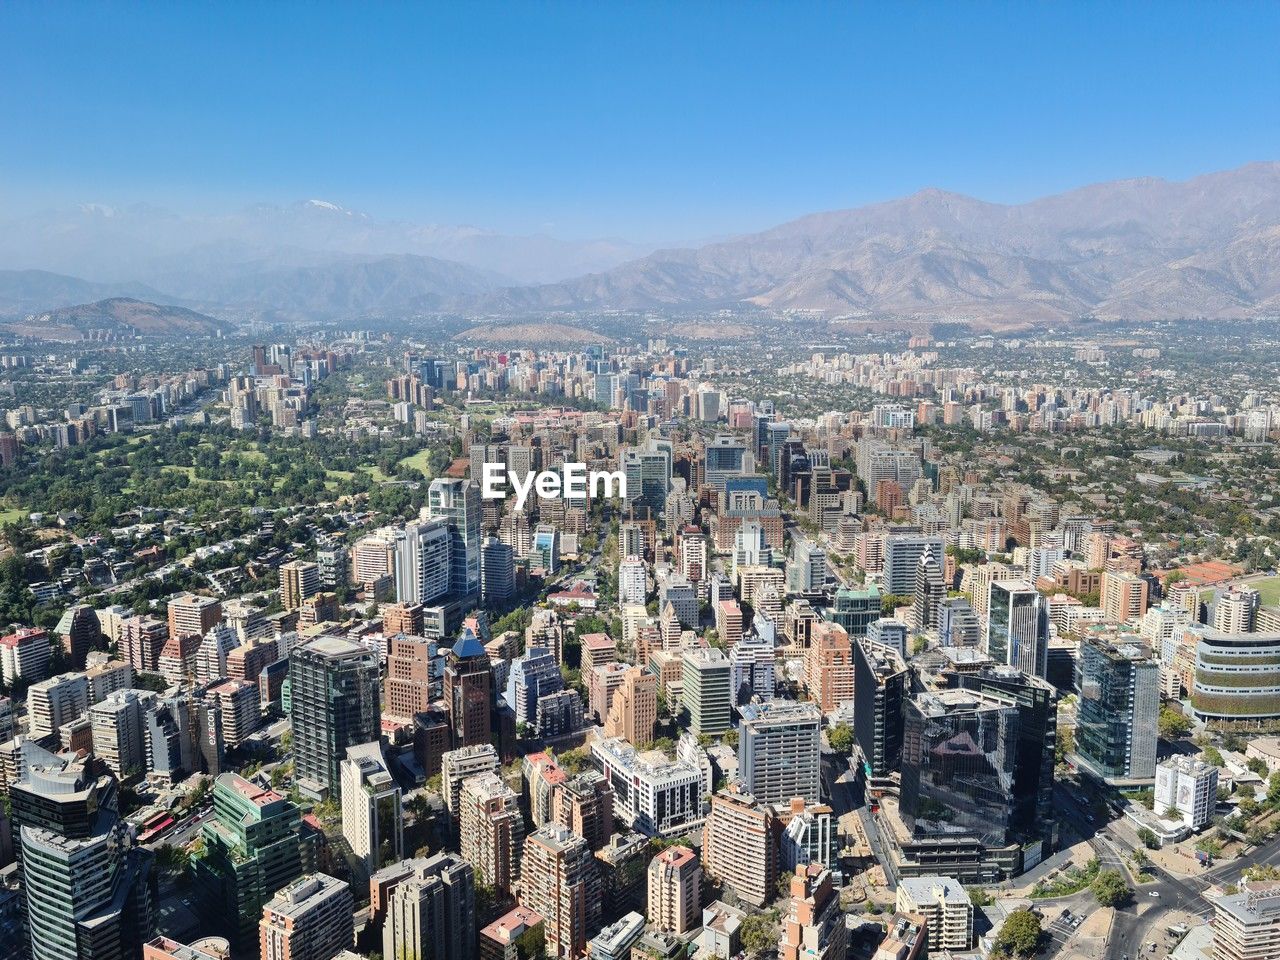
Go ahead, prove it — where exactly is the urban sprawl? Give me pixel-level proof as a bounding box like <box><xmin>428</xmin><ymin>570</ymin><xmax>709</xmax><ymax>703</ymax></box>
<box><xmin>2</xmin><ymin>321</ymin><xmax>1280</xmax><ymax>960</ymax></box>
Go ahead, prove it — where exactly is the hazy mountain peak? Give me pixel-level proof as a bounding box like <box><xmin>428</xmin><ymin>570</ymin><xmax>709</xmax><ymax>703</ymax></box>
<box><xmin>471</xmin><ymin>161</ymin><xmax>1280</xmax><ymax>324</ymax></box>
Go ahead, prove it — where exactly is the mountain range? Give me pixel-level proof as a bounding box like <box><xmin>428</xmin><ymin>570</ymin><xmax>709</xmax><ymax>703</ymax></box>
<box><xmin>3</xmin><ymin>162</ymin><xmax>1280</xmax><ymax>328</ymax></box>
<box><xmin>473</xmin><ymin>162</ymin><xmax>1280</xmax><ymax>324</ymax></box>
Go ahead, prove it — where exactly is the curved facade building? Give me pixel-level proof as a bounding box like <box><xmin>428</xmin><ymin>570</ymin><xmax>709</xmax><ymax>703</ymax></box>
<box><xmin>1192</xmin><ymin>630</ymin><xmax>1280</xmax><ymax>721</ymax></box>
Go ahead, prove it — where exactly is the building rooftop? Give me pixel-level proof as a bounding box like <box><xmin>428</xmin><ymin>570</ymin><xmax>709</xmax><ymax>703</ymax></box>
<box><xmin>898</xmin><ymin>875</ymin><xmax>972</xmax><ymax>906</ymax></box>
<box><xmin>589</xmin><ymin>912</ymin><xmax>645</xmax><ymax>953</ymax></box>
<box><xmin>480</xmin><ymin>906</ymin><xmax>544</xmax><ymax>945</ymax></box>
<box><xmin>527</xmin><ymin>824</ymin><xmax>585</xmax><ymax>853</ymax></box>
<box><xmin>262</xmin><ymin>872</ymin><xmax>347</xmax><ymax>919</ymax></box>
<box><xmin>739</xmin><ymin>699</ymin><xmax>822</xmax><ymax>726</ymax></box>
<box><xmin>652</xmin><ymin>844</ymin><xmax>697</xmax><ymax>869</ymax></box>
<box><xmin>1215</xmin><ymin>881</ymin><xmax>1280</xmax><ymax>925</ymax></box>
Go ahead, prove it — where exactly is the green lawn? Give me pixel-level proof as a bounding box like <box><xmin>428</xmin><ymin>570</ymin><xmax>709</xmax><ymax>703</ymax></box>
<box><xmin>360</xmin><ymin>464</ymin><xmax>392</xmax><ymax>483</ymax></box>
<box><xmin>396</xmin><ymin>448</ymin><xmax>434</xmax><ymax>477</ymax></box>
<box><xmin>0</xmin><ymin>507</ymin><xmax>26</xmax><ymax>524</ymax></box>
<box><xmin>162</xmin><ymin>465</ymin><xmax>197</xmax><ymax>479</ymax></box>
<box><xmin>1254</xmin><ymin>576</ymin><xmax>1280</xmax><ymax>607</ymax></box>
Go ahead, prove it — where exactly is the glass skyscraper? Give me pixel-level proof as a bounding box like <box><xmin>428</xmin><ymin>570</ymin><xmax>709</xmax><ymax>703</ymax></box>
<box><xmin>289</xmin><ymin>636</ymin><xmax>381</xmax><ymax>797</ymax></box>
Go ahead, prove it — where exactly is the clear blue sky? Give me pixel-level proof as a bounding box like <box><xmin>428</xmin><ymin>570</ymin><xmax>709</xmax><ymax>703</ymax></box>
<box><xmin>2</xmin><ymin>1</ymin><xmax>1278</xmax><ymax>242</ymax></box>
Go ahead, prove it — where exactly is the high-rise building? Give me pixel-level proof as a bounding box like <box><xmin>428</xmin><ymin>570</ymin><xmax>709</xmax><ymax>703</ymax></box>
<box><xmin>120</xmin><ymin>616</ymin><xmax>168</xmax><ymax>674</ymax></box>
<box><xmin>647</xmin><ymin>845</ymin><xmax>700</xmax><ymax>935</ymax></box>
<box><xmin>701</xmin><ymin>787</ymin><xmax>777</xmax><ymax>908</ymax></box>
<box><xmin>1075</xmin><ymin>637</ymin><xmax>1159</xmax><ymax>783</ymax></box>
<box><xmin>89</xmin><ymin>688</ymin><xmax>153</xmax><ymax>782</ymax></box>
<box><xmin>385</xmin><ymin>634</ymin><xmax>435</xmax><ymax>720</ymax></box>
<box><xmin>589</xmin><ymin>738</ymin><xmax>705</xmax><ymax>838</ymax></box>
<box><xmin>679</xmin><ymin>527</ymin><xmax>708</xmax><ymax>585</ymax></box>
<box><xmin>194</xmin><ymin>622</ymin><xmax>240</xmax><ymax>684</ymax></box>
<box><xmin>384</xmin><ymin>602</ymin><xmax>426</xmax><ymax>638</ymax></box>
<box><xmin>1212</xmin><ymin>883</ymin><xmax>1280</xmax><ymax>960</ymax></box>
<box><xmin>938</xmin><ymin>597</ymin><xmax>981</xmax><ymax>648</ymax></box>
<box><xmin>911</xmin><ymin>547</ymin><xmax>945</xmax><ymax>634</ymax></box>
<box><xmin>481</xmin><ymin>536</ymin><xmax>515</xmax><ymax>604</ymax></box>
<box><xmin>738</xmin><ymin>700</ymin><xmax>822</xmax><ymax>805</ymax></box>
<box><xmin>144</xmin><ymin>693</ymin><xmax>195</xmax><ymax>784</ymax></box>
<box><xmin>12</xmin><ymin>745</ymin><xmax>156</xmax><ymax>960</ymax></box>
<box><xmin>54</xmin><ymin>604</ymin><xmax>100</xmax><ymax>669</ymax></box>
<box><xmin>315</xmin><ymin>545</ymin><xmax>348</xmax><ymax>589</ymax></box>
<box><xmin>603</xmin><ymin>666</ymin><xmax>657</xmax><ymax>746</ymax></box>
<box><xmin>353</xmin><ymin>530</ymin><xmax>399</xmax><ymax>587</ymax></box>
<box><xmin>395</xmin><ymin>519</ymin><xmax>453</xmax><ymax>607</ymax></box>
<box><xmin>280</xmin><ymin>561</ymin><xmax>321</xmax><ymax>611</ymax></box>
<box><xmin>442</xmin><ymin>743</ymin><xmax>500</xmax><ymax>824</ymax></box>
<box><xmin>1</xmin><ymin>626</ymin><xmax>51</xmax><ymax>685</ymax></box>
<box><xmin>520</xmin><ymin>825</ymin><xmax>602</xmax><ymax>959</ymax></box>
<box><xmin>621</xmin><ymin>438</ymin><xmax>673</xmax><ymax>515</ymax></box>
<box><xmin>827</xmin><ymin>585</ymin><xmax>882</xmax><ymax>639</ymax></box>
<box><xmin>984</xmin><ymin>580</ymin><xmax>1048</xmax><ymax>677</ymax></box>
<box><xmin>1154</xmin><ymin>756</ymin><xmax>1218</xmax><ymax>830</ymax></box>
<box><xmin>1215</xmin><ymin>586</ymin><xmax>1261</xmax><ymax>634</ymax></box>
<box><xmin>523</xmin><ymin>751</ymin><xmax>566</xmax><ymax>829</ymax></box>
<box><xmin>504</xmin><ymin>646</ymin><xmax>564</xmax><ymax>729</ymax></box>
<box><xmin>947</xmin><ymin>667</ymin><xmax>1057</xmax><ymax>866</ymax></box>
<box><xmin>192</xmin><ymin>773</ymin><xmax>311</xmax><ymax>949</ymax></box>
<box><xmin>871</xmin><ymin>913</ymin><xmax>927</xmax><ymax>960</ymax></box>
<box><xmin>27</xmin><ymin>671</ymin><xmax>89</xmax><ymax>740</ymax></box>
<box><xmin>460</xmin><ymin>771</ymin><xmax>525</xmax><ymax>895</ymax></box>
<box><xmin>787</xmin><ymin>540</ymin><xmax>830</xmax><ymax>595</ymax></box>
<box><xmin>340</xmin><ymin>741</ymin><xmax>403</xmax><ymax>871</ymax></box>
<box><xmin>729</xmin><ymin>632</ymin><xmax>775</xmax><ymax>704</ymax></box>
<box><xmin>167</xmin><ymin>592</ymin><xmax>222</xmax><ymax>640</ymax></box>
<box><xmin>429</xmin><ymin>478</ymin><xmax>483</xmax><ymax>599</ymax></box>
<box><xmin>289</xmin><ymin>637</ymin><xmax>381</xmax><ymax>799</ymax></box>
<box><xmin>779</xmin><ymin>865</ymin><xmax>847</xmax><ymax>960</ymax></box>
<box><xmin>85</xmin><ymin>660</ymin><xmax>132</xmax><ymax>701</ymax></box>
<box><xmin>853</xmin><ymin>639</ymin><xmax>909</xmax><ymax>779</ymax></box>
<box><xmin>618</xmin><ymin>557</ymin><xmax>647</xmax><ymax>606</ymax></box>
<box><xmin>259</xmin><ymin>873</ymin><xmax>354</xmax><ymax>960</ymax></box>
<box><xmin>681</xmin><ymin>648</ymin><xmax>732</xmax><ymax>736</ymax></box>
<box><xmin>1101</xmin><ymin>570</ymin><xmax>1150</xmax><ymax>624</ymax></box>
<box><xmin>882</xmin><ymin>534</ymin><xmax>944</xmax><ymax>597</ymax></box>
<box><xmin>552</xmin><ymin>771</ymin><xmax>614</xmax><ymax>851</ymax></box>
<box><xmin>381</xmin><ymin>860</ymin><xmax>478</xmax><ymax>960</ymax></box>
<box><xmin>659</xmin><ymin>575</ymin><xmax>699</xmax><ymax>628</ymax></box>
<box><xmin>805</xmin><ymin>621</ymin><xmax>854</xmax><ymax>714</ymax></box>
<box><xmin>1191</xmin><ymin>630</ymin><xmax>1280</xmax><ymax>722</ymax></box>
<box><xmin>779</xmin><ymin>797</ymin><xmax>838</xmax><ymax>874</ymax></box>
<box><xmin>589</xmin><ymin>661</ymin><xmax>629</xmax><ymax>724</ymax></box>
<box><xmin>897</xmin><ymin>686</ymin><xmax>1043</xmax><ymax>882</ymax></box>
<box><xmin>383</xmin><ymin>854</ymin><xmax>476</xmax><ymax>960</ymax></box>
<box><xmin>894</xmin><ymin>877</ymin><xmax>973</xmax><ymax>952</ymax></box>
<box><xmin>444</xmin><ymin>628</ymin><xmax>493</xmax><ymax>749</ymax></box>
<box><xmin>703</xmin><ymin>435</ymin><xmax>748</xmax><ymax>491</ymax></box>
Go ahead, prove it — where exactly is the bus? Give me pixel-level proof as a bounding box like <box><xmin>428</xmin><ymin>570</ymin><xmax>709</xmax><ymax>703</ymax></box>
<box><xmin>137</xmin><ymin>811</ymin><xmax>176</xmax><ymax>845</ymax></box>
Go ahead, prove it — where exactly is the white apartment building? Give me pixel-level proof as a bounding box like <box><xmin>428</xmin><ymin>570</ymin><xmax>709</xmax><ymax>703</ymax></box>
<box><xmin>27</xmin><ymin>672</ymin><xmax>89</xmax><ymax>740</ymax></box>
<box><xmin>341</xmin><ymin>741</ymin><xmax>404</xmax><ymax>870</ymax></box>
<box><xmin>618</xmin><ymin>556</ymin><xmax>647</xmax><ymax>605</ymax></box>
<box><xmin>590</xmin><ymin>736</ymin><xmax>705</xmax><ymax>837</ymax></box>
<box><xmin>1154</xmin><ymin>755</ymin><xmax>1218</xmax><ymax>830</ymax></box>
<box><xmin>895</xmin><ymin>876</ymin><xmax>973</xmax><ymax>951</ymax></box>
